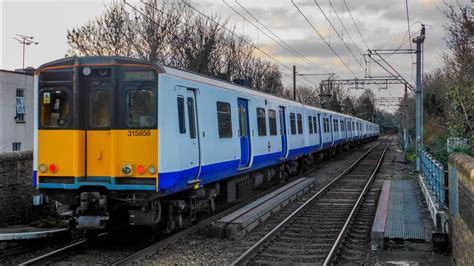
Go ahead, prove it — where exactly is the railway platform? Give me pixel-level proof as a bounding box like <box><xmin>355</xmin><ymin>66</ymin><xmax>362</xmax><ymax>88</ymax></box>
<box><xmin>370</xmin><ymin>140</ymin><xmax>454</xmax><ymax>265</ymax></box>
<box><xmin>0</xmin><ymin>225</ymin><xmax>68</xmax><ymax>241</ymax></box>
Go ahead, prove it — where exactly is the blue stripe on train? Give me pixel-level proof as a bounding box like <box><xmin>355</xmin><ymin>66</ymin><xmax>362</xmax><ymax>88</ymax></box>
<box><xmin>38</xmin><ymin>139</ymin><xmax>361</xmax><ymax>193</ymax></box>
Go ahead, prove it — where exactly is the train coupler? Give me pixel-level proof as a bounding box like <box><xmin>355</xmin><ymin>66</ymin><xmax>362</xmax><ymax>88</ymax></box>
<box><xmin>76</xmin><ymin>192</ymin><xmax>109</xmax><ymax>229</ymax></box>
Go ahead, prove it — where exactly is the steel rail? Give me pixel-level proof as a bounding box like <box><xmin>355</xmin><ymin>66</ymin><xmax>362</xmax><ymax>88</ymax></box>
<box><xmin>19</xmin><ymin>232</ymin><xmax>108</xmax><ymax>265</ymax></box>
<box><xmin>230</xmin><ymin>140</ymin><xmax>384</xmax><ymax>265</ymax></box>
<box><xmin>19</xmin><ymin>239</ymin><xmax>88</xmax><ymax>265</ymax></box>
<box><xmin>323</xmin><ymin>139</ymin><xmax>391</xmax><ymax>265</ymax></box>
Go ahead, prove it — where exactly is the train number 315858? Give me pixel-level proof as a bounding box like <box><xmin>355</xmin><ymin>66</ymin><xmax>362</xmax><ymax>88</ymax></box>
<box><xmin>127</xmin><ymin>130</ymin><xmax>151</xmax><ymax>136</ymax></box>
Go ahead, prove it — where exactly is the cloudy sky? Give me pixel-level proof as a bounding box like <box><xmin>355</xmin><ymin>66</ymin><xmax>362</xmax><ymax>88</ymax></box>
<box><xmin>1</xmin><ymin>0</ymin><xmax>468</xmax><ymax>111</ymax></box>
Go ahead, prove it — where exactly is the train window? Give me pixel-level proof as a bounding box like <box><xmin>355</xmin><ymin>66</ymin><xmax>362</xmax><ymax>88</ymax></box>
<box><xmin>257</xmin><ymin>108</ymin><xmax>267</xmax><ymax>136</ymax></box>
<box><xmin>126</xmin><ymin>88</ymin><xmax>155</xmax><ymax>128</ymax></box>
<box><xmin>324</xmin><ymin>118</ymin><xmax>329</xmax><ymax>133</ymax></box>
<box><xmin>217</xmin><ymin>102</ymin><xmax>232</xmax><ymax>138</ymax></box>
<box><xmin>268</xmin><ymin>109</ymin><xmax>277</xmax><ymax>136</ymax></box>
<box><xmin>313</xmin><ymin>116</ymin><xmax>318</xmax><ymax>133</ymax></box>
<box><xmin>177</xmin><ymin>96</ymin><xmax>186</xmax><ymax>134</ymax></box>
<box><xmin>347</xmin><ymin>121</ymin><xmax>351</xmax><ymax>131</ymax></box>
<box><xmin>308</xmin><ymin>116</ymin><xmax>313</xmax><ymax>134</ymax></box>
<box><xmin>290</xmin><ymin>113</ymin><xmax>296</xmax><ymax>135</ymax></box>
<box><xmin>239</xmin><ymin>104</ymin><xmax>247</xmax><ymax>137</ymax></box>
<box><xmin>297</xmin><ymin>114</ymin><xmax>303</xmax><ymax>134</ymax></box>
<box><xmin>90</xmin><ymin>89</ymin><xmax>111</xmax><ymax>127</ymax></box>
<box><xmin>39</xmin><ymin>89</ymin><xmax>70</xmax><ymax>128</ymax></box>
<box><xmin>340</xmin><ymin>120</ymin><xmax>344</xmax><ymax>131</ymax></box>
<box><xmin>187</xmin><ymin>97</ymin><xmax>196</xmax><ymax>139</ymax></box>
<box><xmin>333</xmin><ymin>119</ymin><xmax>338</xmax><ymax>132</ymax></box>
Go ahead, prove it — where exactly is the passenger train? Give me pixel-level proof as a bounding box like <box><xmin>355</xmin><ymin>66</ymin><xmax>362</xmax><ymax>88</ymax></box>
<box><xmin>33</xmin><ymin>56</ymin><xmax>379</xmax><ymax>232</ymax></box>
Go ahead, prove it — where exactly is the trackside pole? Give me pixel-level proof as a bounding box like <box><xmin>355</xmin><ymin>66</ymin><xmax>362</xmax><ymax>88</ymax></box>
<box><xmin>413</xmin><ymin>24</ymin><xmax>425</xmax><ymax>171</ymax></box>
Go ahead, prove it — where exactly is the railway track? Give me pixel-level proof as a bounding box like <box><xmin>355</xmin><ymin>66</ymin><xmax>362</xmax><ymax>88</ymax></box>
<box><xmin>231</xmin><ymin>138</ymin><xmax>390</xmax><ymax>265</ymax></box>
<box><xmin>18</xmin><ymin>140</ymin><xmax>381</xmax><ymax>265</ymax></box>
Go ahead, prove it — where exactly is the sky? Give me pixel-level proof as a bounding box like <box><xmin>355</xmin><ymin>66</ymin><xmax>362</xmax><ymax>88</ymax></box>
<box><xmin>1</xmin><ymin>0</ymin><xmax>469</xmax><ymax>112</ymax></box>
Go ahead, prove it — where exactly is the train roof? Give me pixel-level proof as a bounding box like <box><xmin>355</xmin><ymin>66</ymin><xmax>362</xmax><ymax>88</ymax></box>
<box><xmin>36</xmin><ymin>56</ymin><xmax>376</xmax><ymax>126</ymax></box>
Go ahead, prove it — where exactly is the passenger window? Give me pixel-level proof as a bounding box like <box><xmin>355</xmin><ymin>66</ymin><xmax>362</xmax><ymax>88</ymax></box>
<box><xmin>333</xmin><ymin>119</ymin><xmax>338</xmax><ymax>132</ymax></box>
<box><xmin>297</xmin><ymin>114</ymin><xmax>303</xmax><ymax>134</ymax></box>
<box><xmin>268</xmin><ymin>109</ymin><xmax>277</xmax><ymax>136</ymax></box>
<box><xmin>187</xmin><ymin>97</ymin><xmax>196</xmax><ymax>139</ymax></box>
<box><xmin>90</xmin><ymin>89</ymin><xmax>111</xmax><ymax>127</ymax></box>
<box><xmin>257</xmin><ymin>108</ymin><xmax>267</xmax><ymax>136</ymax></box>
<box><xmin>313</xmin><ymin>116</ymin><xmax>318</xmax><ymax>133</ymax></box>
<box><xmin>177</xmin><ymin>96</ymin><xmax>186</xmax><ymax>134</ymax></box>
<box><xmin>217</xmin><ymin>102</ymin><xmax>232</xmax><ymax>138</ymax></box>
<box><xmin>126</xmin><ymin>88</ymin><xmax>155</xmax><ymax>128</ymax></box>
<box><xmin>308</xmin><ymin>116</ymin><xmax>313</xmax><ymax>134</ymax></box>
<box><xmin>290</xmin><ymin>113</ymin><xmax>296</xmax><ymax>135</ymax></box>
<box><xmin>39</xmin><ymin>89</ymin><xmax>70</xmax><ymax>128</ymax></box>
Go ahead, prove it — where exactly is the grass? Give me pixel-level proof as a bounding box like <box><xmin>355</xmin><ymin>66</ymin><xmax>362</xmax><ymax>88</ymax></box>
<box><xmin>406</xmin><ymin>147</ymin><xmax>416</xmax><ymax>162</ymax></box>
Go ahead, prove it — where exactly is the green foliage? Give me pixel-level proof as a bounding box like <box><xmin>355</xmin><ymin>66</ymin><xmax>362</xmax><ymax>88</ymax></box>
<box><xmin>425</xmin><ymin>133</ymin><xmax>449</xmax><ymax>167</ymax></box>
<box><xmin>406</xmin><ymin>146</ymin><xmax>416</xmax><ymax>162</ymax></box>
<box><xmin>31</xmin><ymin>217</ymin><xmax>67</xmax><ymax>228</ymax></box>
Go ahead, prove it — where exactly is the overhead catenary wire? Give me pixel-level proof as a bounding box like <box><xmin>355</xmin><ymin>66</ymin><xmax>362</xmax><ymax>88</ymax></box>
<box><xmin>313</xmin><ymin>0</ymin><xmax>365</xmax><ymax>73</ymax></box>
<box><xmin>234</xmin><ymin>0</ymin><xmax>331</xmax><ymax>74</ymax></box>
<box><xmin>328</xmin><ymin>0</ymin><xmax>364</xmax><ymax>56</ymax></box>
<box><xmin>222</xmin><ymin>0</ymin><xmax>318</xmax><ymax>87</ymax></box>
<box><xmin>405</xmin><ymin>0</ymin><xmax>415</xmax><ymax>81</ymax></box>
<box><xmin>179</xmin><ymin>0</ymin><xmax>318</xmax><ymax>89</ymax></box>
<box><xmin>291</xmin><ymin>0</ymin><xmax>357</xmax><ymax>78</ymax></box>
<box><xmin>343</xmin><ymin>0</ymin><xmax>369</xmax><ymax>51</ymax></box>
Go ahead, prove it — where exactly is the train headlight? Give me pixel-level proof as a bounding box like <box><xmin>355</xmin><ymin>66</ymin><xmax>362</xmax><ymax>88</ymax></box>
<box><xmin>137</xmin><ymin>164</ymin><xmax>145</xmax><ymax>175</ymax></box>
<box><xmin>121</xmin><ymin>165</ymin><xmax>132</xmax><ymax>175</ymax></box>
<box><xmin>39</xmin><ymin>164</ymin><xmax>47</xmax><ymax>173</ymax></box>
<box><xmin>148</xmin><ymin>165</ymin><xmax>156</xmax><ymax>175</ymax></box>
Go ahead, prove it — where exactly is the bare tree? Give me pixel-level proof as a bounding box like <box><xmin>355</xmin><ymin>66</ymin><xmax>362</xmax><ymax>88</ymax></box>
<box><xmin>442</xmin><ymin>1</ymin><xmax>473</xmax><ymax>138</ymax></box>
<box><xmin>65</xmin><ymin>0</ymin><xmax>284</xmax><ymax>94</ymax></box>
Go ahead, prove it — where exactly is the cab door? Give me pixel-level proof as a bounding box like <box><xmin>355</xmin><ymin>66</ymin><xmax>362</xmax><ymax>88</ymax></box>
<box><xmin>84</xmin><ymin>68</ymin><xmax>113</xmax><ymax>179</ymax></box>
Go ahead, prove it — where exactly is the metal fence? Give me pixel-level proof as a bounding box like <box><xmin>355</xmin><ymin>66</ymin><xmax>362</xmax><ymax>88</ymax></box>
<box><xmin>420</xmin><ymin>149</ymin><xmax>446</xmax><ymax>208</ymax></box>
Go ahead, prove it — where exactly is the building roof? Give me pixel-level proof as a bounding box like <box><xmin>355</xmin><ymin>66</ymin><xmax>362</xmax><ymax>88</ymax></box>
<box><xmin>0</xmin><ymin>69</ymin><xmax>34</xmax><ymax>76</ymax></box>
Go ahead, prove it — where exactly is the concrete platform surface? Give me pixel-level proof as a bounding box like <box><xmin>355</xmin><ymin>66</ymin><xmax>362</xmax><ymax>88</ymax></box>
<box><xmin>211</xmin><ymin>177</ymin><xmax>315</xmax><ymax>239</ymax></box>
<box><xmin>0</xmin><ymin>225</ymin><xmax>68</xmax><ymax>241</ymax></box>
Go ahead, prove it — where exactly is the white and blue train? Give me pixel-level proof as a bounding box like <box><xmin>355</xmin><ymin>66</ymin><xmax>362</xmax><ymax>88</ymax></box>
<box><xmin>34</xmin><ymin>56</ymin><xmax>379</xmax><ymax>231</ymax></box>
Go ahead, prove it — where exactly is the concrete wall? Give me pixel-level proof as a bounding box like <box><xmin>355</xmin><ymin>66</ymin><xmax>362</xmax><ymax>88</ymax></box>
<box><xmin>448</xmin><ymin>153</ymin><xmax>474</xmax><ymax>265</ymax></box>
<box><xmin>0</xmin><ymin>70</ymin><xmax>34</xmax><ymax>153</ymax></box>
<box><xmin>0</xmin><ymin>151</ymin><xmax>38</xmax><ymax>226</ymax></box>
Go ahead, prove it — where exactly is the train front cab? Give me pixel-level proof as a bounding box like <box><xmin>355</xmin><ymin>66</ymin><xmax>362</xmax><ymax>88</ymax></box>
<box><xmin>34</xmin><ymin>57</ymin><xmax>160</xmax><ymax>229</ymax></box>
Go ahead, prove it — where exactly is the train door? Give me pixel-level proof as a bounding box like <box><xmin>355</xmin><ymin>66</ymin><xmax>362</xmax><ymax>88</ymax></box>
<box><xmin>238</xmin><ymin>98</ymin><xmax>251</xmax><ymax>168</ymax></box>
<box><xmin>330</xmin><ymin>115</ymin><xmax>334</xmax><ymax>146</ymax></box>
<box><xmin>278</xmin><ymin>106</ymin><xmax>288</xmax><ymax>158</ymax></box>
<box><xmin>84</xmin><ymin>68</ymin><xmax>113</xmax><ymax>179</ymax></box>
<box><xmin>317</xmin><ymin>113</ymin><xmax>323</xmax><ymax>149</ymax></box>
<box><xmin>185</xmin><ymin>89</ymin><xmax>201</xmax><ymax>179</ymax></box>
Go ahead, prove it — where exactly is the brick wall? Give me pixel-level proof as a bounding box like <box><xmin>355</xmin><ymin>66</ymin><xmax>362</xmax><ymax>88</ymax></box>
<box><xmin>0</xmin><ymin>151</ymin><xmax>38</xmax><ymax>226</ymax></box>
<box><xmin>448</xmin><ymin>153</ymin><xmax>474</xmax><ymax>265</ymax></box>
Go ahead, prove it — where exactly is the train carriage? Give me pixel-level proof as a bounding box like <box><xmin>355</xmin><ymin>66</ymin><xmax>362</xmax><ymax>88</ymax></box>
<box><xmin>33</xmin><ymin>56</ymin><xmax>379</xmax><ymax>232</ymax></box>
